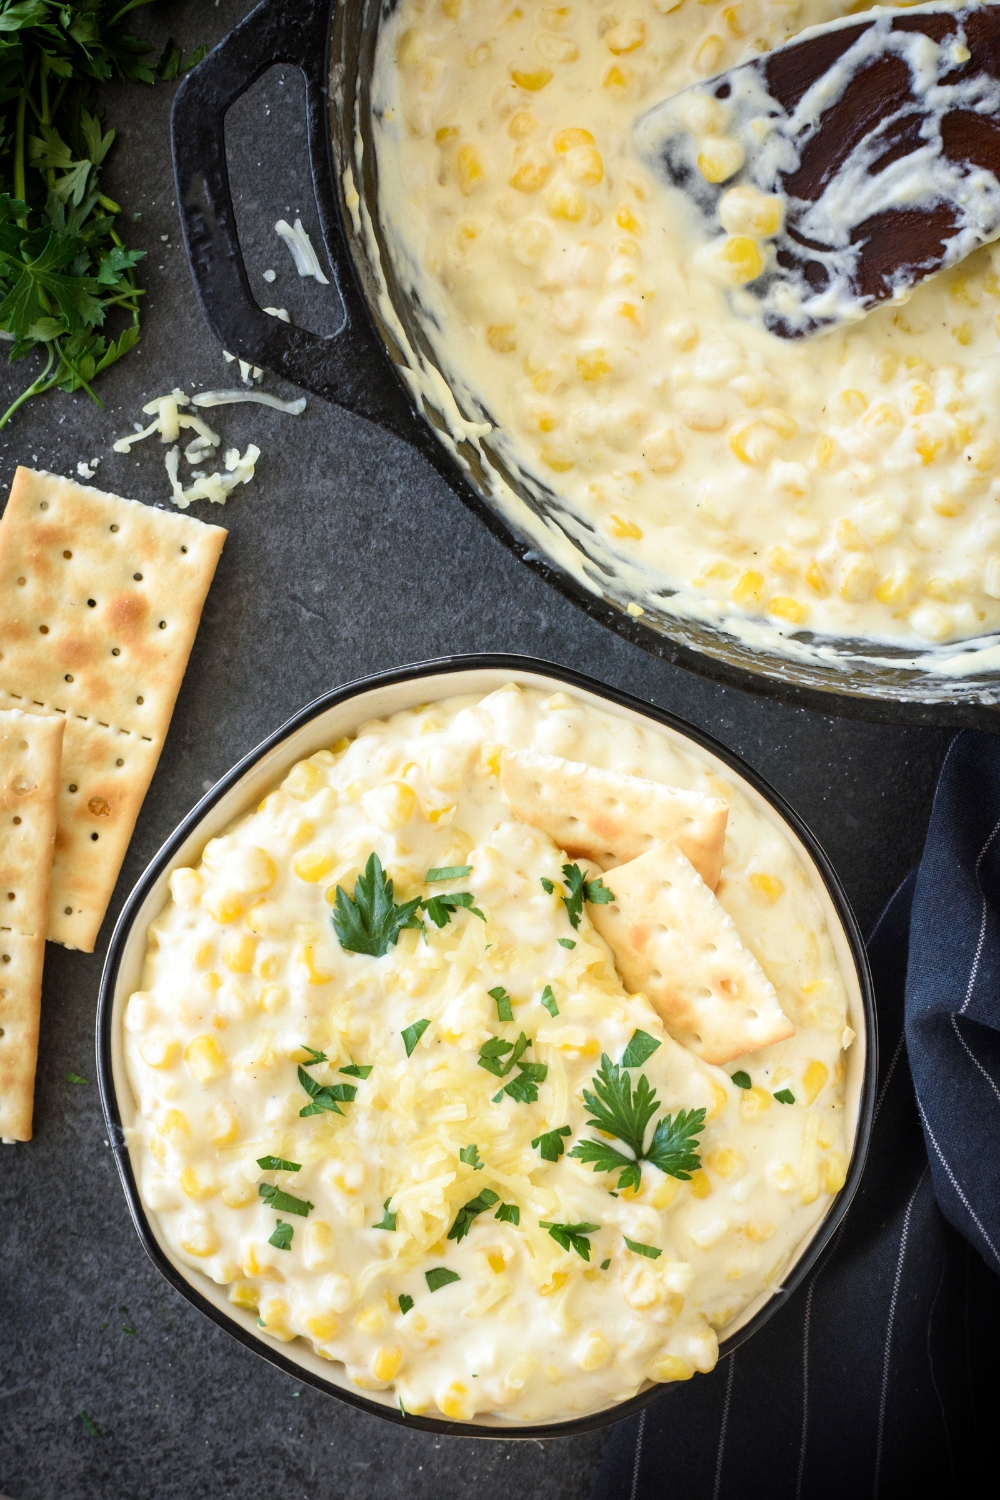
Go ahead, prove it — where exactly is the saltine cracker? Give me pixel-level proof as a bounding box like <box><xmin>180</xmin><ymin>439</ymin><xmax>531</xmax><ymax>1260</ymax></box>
<box><xmin>0</xmin><ymin>468</ymin><xmax>226</xmax><ymax>950</ymax></box>
<box><xmin>0</xmin><ymin>707</ymin><xmax>64</xmax><ymax>1141</ymax></box>
<box><xmin>589</xmin><ymin>842</ymin><xmax>795</xmax><ymax>1066</ymax></box>
<box><xmin>500</xmin><ymin>748</ymin><xmax>729</xmax><ymax>889</ymax></box>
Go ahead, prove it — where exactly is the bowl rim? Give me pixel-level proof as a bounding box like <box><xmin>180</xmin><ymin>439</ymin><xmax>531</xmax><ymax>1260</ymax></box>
<box><xmin>96</xmin><ymin>651</ymin><xmax>878</xmax><ymax>1440</ymax></box>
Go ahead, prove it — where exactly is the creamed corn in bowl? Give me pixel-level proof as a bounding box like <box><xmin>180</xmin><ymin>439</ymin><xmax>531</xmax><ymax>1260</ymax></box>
<box><xmin>373</xmin><ymin>0</ymin><xmax>1000</xmax><ymax>652</ymax></box>
<box><xmin>125</xmin><ymin>685</ymin><xmax>857</xmax><ymax>1424</ymax></box>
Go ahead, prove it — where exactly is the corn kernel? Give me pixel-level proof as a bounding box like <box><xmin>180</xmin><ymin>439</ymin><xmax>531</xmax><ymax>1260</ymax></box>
<box><xmin>875</xmin><ymin>565</ymin><xmax>915</xmax><ymax>606</ymax></box>
<box><xmin>184</xmin><ymin>1034</ymin><xmax>226</xmax><ymax>1082</ymax></box>
<box><xmin>301</xmin><ymin>1220</ymin><xmax>337</xmax><ymax>1272</ymax></box>
<box><xmin>744</xmin><ymin>1221</ymin><xmax>776</xmax><ymax>1243</ymax></box>
<box><xmin>602</xmin><ymin>62</ymin><xmax>632</xmax><ymax>93</ymax></box>
<box><xmin>565</xmin><ymin>144</ymin><xmax>604</xmax><ymax>186</ymax></box>
<box><xmin>509</xmin><ymin>110</ymin><xmax>537</xmax><ymax>138</ymax></box>
<box><xmin>283</xmin><ymin>761</ymin><xmax>323</xmax><ymax>800</ymax></box>
<box><xmin>861</xmin><ymin>402</ymin><xmax>903</xmax><ymax>433</ymax></box>
<box><xmin>839</xmin><ymin>555</ymin><xmax>877</xmax><ymax>603</ymax></box>
<box><xmin>256</xmin><ymin>983</ymin><xmax>286</xmax><ymax>1016</ymax></box>
<box><xmin>577</xmin><ymin>348</ymin><xmax>611</xmax><ymax>381</ymax></box>
<box><xmin>910</xmin><ymin>603</ymin><xmax>953</xmax><ymax>641</ymax></box>
<box><xmin>913</xmin><ymin>424</ymin><xmax>948</xmax><ymax>464</ymax></box>
<box><xmin>177</xmin><ymin>1219</ymin><xmax>219</xmax><ymax>1258</ymax></box>
<box><xmin>706</xmin><ymin>1147</ymin><xmax>745</xmax><ymax>1179</ymax></box>
<box><xmin>181</xmin><ymin>1164</ymin><xmax>217</xmax><ymax>1201</ymax></box>
<box><xmin>229</xmin><ymin>1280</ymin><xmax>259</xmax><ymax>1310</ymax></box>
<box><xmin>729</xmin><ymin>421</ymin><xmax>779</xmax><ymax>466</ymax></box>
<box><xmin>730</xmin><ymin>570</ymin><xmax>765</xmax><ymax>608</ymax></box>
<box><xmin>833</xmin><ymin>389</ymin><xmax>867</xmax><ymax>420</ymax></box>
<box><xmin>577</xmin><ymin>1332</ymin><xmax>611</xmax><ymax>1370</ymax></box>
<box><xmin>508</xmin><ymin>143</ymin><xmax>551</xmax><ymax>193</ymax></box>
<box><xmin>221</xmin><ymin>930</ymin><xmax>256</xmax><ymax>974</ymax></box>
<box><xmin>605</xmin><ymin>17</ymin><xmax>645</xmax><ymax>52</ymax></box>
<box><xmin>605</xmin><ymin>513</ymin><xmax>643</xmax><ymax>540</ymax></box>
<box><xmin>540</xmin><ymin>443</ymin><xmax>575</xmax><ymax>472</ymax></box>
<box><xmin>815</xmin><ymin>434</ymin><xmax>840</xmax><ymax>470</ymax></box>
<box><xmin>511</xmin><ymin>66</ymin><xmax>553</xmax><ymax>90</ymax></box>
<box><xmin>487</xmin><ymin>323</ymin><xmax>517</xmax><ymax>353</ymax></box>
<box><xmin>371</xmin><ymin>1345</ymin><xmax>403</xmax><ymax>1383</ymax></box>
<box><xmin>740</xmin><ymin>1086</ymin><xmax>772</xmax><ymax>1122</ymax></box>
<box><xmin>554</xmin><ymin>126</ymin><xmax>594</xmax><ymax>153</ymax></box>
<box><xmin>438</xmin><ymin>1381</ymin><xmax>475</xmax><ymax>1420</ymax></box>
<box><xmin>652</xmin><ymin>1175</ymin><xmax>681</xmax><ymax>1209</ymax></box>
<box><xmin>802</xmin><ymin>1059</ymin><xmax>829</xmax><ymax>1105</ymax></box>
<box><xmin>298</xmin><ymin>943</ymin><xmax>335</xmax><ymax>984</ymax></box>
<box><xmin>748</xmin><ymin>872</ymin><xmax>783</xmax><ymax>904</ymax></box>
<box><xmin>697</xmin><ymin>137</ymin><xmax>744</xmax><ymax>184</ymax></box>
<box><xmin>688</xmin><ymin>1169</ymin><xmax>712</xmax><ymax>1199</ymax></box>
<box><xmin>158</xmin><ymin>1107</ymin><xmax>190</xmax><ymax>1139</ymax></box>
<box><xmin>693</xmin><ymin>34</ymin><xmax>724</xmax><ymax>73</ymax></box>
<box><xmin>721</xmin><ymin>4</ymin><xmax>746</xmax><ymax>38</ymax></box>
<box><xmin>139</xmin><ymin>1034</ymin><xmax>178</xmax><ymax>1069</ymax></box>
<box><xmin>952</xmin><ymin>321</ymin><xmax>972</xmax><ymax>345</ymax></box>
<box><xmin>257</xmin><ymin>1296</ymin><xmax>293</xmax><ymax>1340</ymax></box>
<box><xmin>457</xmin><ymin>144</ymin><xmax>487</xmax><ymax>194</ymax></box>
<box><xmin>547</xmin><ymin>182</ymin><xmax>585</xmax><ymax>221</ymax></box>
<box><xmin>718</xmin><ymin>184</ymin><xmax>782</xmax><ymax>237</ymax></box>
<box><xmin>615</xmin><ymin>203</ymin><xmax>645</xmax><ymax>235</ymax></box>
<box><xmin>208</xmin><ymin>1101</ymin><xmax>239</xmax><ymax>1147</ymax></box>
<box><xmin>538</xmin><ymin>1271</ymin><xmax>568</xmax><ymax>1296</ymax></box>
<box><xmin>203</xmin><ymin>889</ymin><xmax>242</xmax><ymax>924</ymax></box>
<box><xmin>169</xmin><ymin>867</ymin><xmax>203</xmax><ymax>909</ymax></box>
<box><xmin>303</xmin><ymin>1312</ymin><xmax>340</xmax><ymax>1342</ymax></box>
<box><xmin>293</xmin><ymin>846</ymin><xmax>337</xmax><ymax>883</ymax></box>
<box><xmin>767</xmin><ymin>596</ymin><xmax>808</xmax><ymax>625</ymax></box>
<box><xmin>767</xmin><ymin>547</ymin><xmax>798</xmax><ymax>578</ymax></box>
<box><xmin>823</xmin><ymin>1152</ymin><xmax>848</xmax><ymax>1194</ymax></box>
<box><xmin>803</xmin><ymin>560</ymin><xmax>828</xmax><ymax>597</ymax></box>
<box><xmin>648</xmin><ymin>1354</ymin><xmax>694</xmax><ymax>1382</ymax></box>
<box><xmin>506</xmin><ymin>217</ymin><xmax>551</xmax><ymax>265</ymax></box>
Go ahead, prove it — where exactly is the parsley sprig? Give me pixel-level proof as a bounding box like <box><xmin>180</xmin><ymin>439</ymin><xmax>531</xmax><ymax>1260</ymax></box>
<box><xmin>0</xmin><ymin>3</ymin><xmax>202</xmax><ymax>429</ymax></box>
<box><xmin>448</xmin><ymin>1188</ymin><xmax>500</xmax><ymax>1243</ymax></box>
<box><xmin>332</xmin><ymin>853</ymin><xmax>422</xmax><ymax>957</ymax></box>
<box><xmin>420</xmin><ymin>889</ymin><xmax>485</xmax><ymax>928</ymax></box>
<box><xmin>297</xmin><ymin>1064</ymin><xmax>357</xmax><ymax>1118</ymax></box>
<box><xmin>542</xmin><ymin>863</ymin><xmax>615</xmax><ymax>930</ymax></box>
<box><xmin>478</xmin><ymin>1031</ymin><xmax>548</xmax><ymax>1104</ymax></box>
<box><xmin>539</xmin><ymin>1221</ymin><xmax>600</xmax><ymax>1261</ymax></box>
<box><xmin>569</xmin><ymin>1053</ymin><xmax>706</xmax><ymax>1192</ymax></box>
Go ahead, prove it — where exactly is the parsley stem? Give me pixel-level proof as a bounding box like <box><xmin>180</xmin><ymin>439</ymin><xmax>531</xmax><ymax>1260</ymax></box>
<box><xmin>14</xmin><ymin>88</ymin><xmax>27</xmax><ymax>224</ymax></box>
<box><xmin>0</xmin><ymin>345</ymin><xmax>56</xmax><ymax>431</ymax></box>
<box><xmin>100</xmin><ymin>194</ymin><xmax>123</xmax><ymax>215</ymax></box>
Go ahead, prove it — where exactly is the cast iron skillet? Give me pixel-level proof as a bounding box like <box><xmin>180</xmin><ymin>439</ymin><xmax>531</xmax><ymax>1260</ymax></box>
<box><xmin>171</xmin><ymin>0</ymin><xmax>1000</xmax><ymax>730</ymax></box>
<box><xmin>97</xmin><ymin>653</ymin><xmax>876</xmax><ymax>1438</ymax></box>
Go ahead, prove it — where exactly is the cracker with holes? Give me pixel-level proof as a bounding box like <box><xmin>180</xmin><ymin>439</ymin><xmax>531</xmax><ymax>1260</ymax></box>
<box><xmin>589</xmin><ymin>842</ymin><xmax>794</xmax><ymax>1066</ymax></box>
<box><xmin>0</xmin><ymin>468</ymin><xmax>226</xmax><ymax>951</ymax></box>
<box><xmin>499</xmin><ymin>748</ymin><xmax>729</xmax><ymax>889</ymax></box>
<box><xmin>0</xmin><ymin>707</ymin><xmax>64</xmax><ymax>1140</ymax></box>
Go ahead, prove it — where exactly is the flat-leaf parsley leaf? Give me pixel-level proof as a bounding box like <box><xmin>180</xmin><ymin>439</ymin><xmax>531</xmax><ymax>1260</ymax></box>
<box><xmin>774</xmin><ymin>1088</ymin><xmax>796</xmax><ymax>1104</ymax></box>
<box><xmin>539</xmin><ymin>1221</ymin><xmax>600</xmax><ymax>1260</ymax></box>
<box><xmin>401</xmin><ymin>1018</ymin><xmax>430</xmax><ymax>1057</ymax></box>
<box><xmin>489</xmin><ymin>984</ymin><xmax>513</xmax><ymax>1022</ymax></box>
<box><xmin>297</xmin><ymin>1065</ymin><xmax>357</xmax><ymax>1118</ymax></box>
<box><xmin>256</xmin><ymin>1155</ymin><xmax>301</xmax><ymax>1172</ymax></box>
<box><xmin>624</xmin><ymin>1236</ymin><xmax>661</xmax><ymax>1259</ymax></box>
<box><xmin>494</xmin><ymin>1202</ymin><xmax>520</xmax><ymax>1225</ymax></box>
<box><xmin>448</xmin><ymin>1188</ymin><xmax>500</xmax><ymax>1242</ymax></box>
<box><xmin>268</xmin><ymin>1220</ymin><xmax>293</xmax><ymax>1251</ymax></box>
<box><xmin>332</xmin><ymin>852</ymin><xmax>422</xmax><ymax>957</ymax></box>
<box><xmin>374</xmin><ymin>1198</ymin><xmax>397</xmax><ymax>1230</ymax></box>
<box><xmin>459</xmin><ymin>1143</ymin><xmax>484</xmax><ymax>1170</ymax></box>
<box><xmin>621</xmin><ymin>1030</ymin><xmax>661</xmax><ymax>1068</ymax></box>
<box><xmin>398</xmin><ymin>1293</ymin><xmax>414</xmax><ymax>1315</ymax></box>
<box><xmin>259</xmin><ymin>1184</ymin><xmax>313</xmax><ymax>1217</ymax></box>
<box><xmin>531</xmin><ymin>1125</ymin><xmax>572</xmax><ymax>1161</ymax></box>
<box><xmin>560</xmin><ymin>863</ymin><xmax>615</xmax><ymax>930</ymax></box>
<box><xmin>540</xmin><ymin>985</ymin><xmax>559</xmax><ymax>1018</ymax></box>
<box><xmin>425</xmin><ymin>1267</ymin><xmax>461</xmax><ymax>1292</ymax></box>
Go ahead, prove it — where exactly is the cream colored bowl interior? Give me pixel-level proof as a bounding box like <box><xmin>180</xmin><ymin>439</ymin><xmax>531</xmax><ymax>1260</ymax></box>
<box><xmin>108</xmin><ymin>665</ymin><xmax>868</xmax><ymax>1427</ymax></box>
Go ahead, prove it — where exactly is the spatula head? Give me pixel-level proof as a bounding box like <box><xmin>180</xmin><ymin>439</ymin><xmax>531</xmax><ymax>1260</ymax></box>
<box><xmin>635</xmin><ymin>2</ymin><xmax>1000</xmax><ymax>337</ymax></box>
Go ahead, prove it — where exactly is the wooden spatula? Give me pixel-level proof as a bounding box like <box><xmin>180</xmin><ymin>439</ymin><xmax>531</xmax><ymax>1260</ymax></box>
<box><xmin>635</xmin><ymin>2</ymin><xmax>1000</xmax><ymax>337</ymax></box>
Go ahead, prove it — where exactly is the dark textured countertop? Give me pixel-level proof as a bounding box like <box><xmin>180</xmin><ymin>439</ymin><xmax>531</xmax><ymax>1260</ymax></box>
<box><xmin>0</xmin><ymin>3</ymin><xmax>957</xmax><ymax>1497</ymax></box>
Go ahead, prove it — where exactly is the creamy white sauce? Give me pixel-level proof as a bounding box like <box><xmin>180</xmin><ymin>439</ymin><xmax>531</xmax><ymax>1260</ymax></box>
<box><xmin>125</xmin><ymin>686</ymin><xmax>853</xmax><ymax>1424</ymax></box>
<box><xmin>370</xmin><ymin>0</ymin><xmax>1000</xmax><ymax>658</ymax></box>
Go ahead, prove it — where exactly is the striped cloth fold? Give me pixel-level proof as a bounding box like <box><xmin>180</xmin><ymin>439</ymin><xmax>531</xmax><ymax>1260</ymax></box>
<box><xmin>591</xmin><ymin>730</ymin><xmax>1000</xmax><ymax>1499</ymax></box>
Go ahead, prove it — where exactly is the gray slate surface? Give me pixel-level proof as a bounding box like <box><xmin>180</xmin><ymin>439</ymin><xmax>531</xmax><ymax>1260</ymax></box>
<box><xmin>0</xmin><ymin>2</ymin><xmax>956</xmax><ymax>1497</ymax></box>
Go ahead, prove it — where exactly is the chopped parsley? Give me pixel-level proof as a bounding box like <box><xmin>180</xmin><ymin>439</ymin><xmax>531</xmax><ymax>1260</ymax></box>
<box><xmin>569</xmin><ymin>1053</ymin><xmax>705</xmax><ymax>1191</ymax></box>
<box><xmin>79</xmin><ymin>1411</ymin><xmax>100</xmax><ymax>1438</ymax></box>
<box><xmin>539</xmin><ymin>1221</ymin><xmax>600</xmax><ymax>1261</ymax></box>
<box><xmin>297</xmin><ymin>1065</ymin><xmax>357</xmax><ymax>1118</ymax></box>
<box><xmin>560</xmin><ymin>862</ymin><xmax>616</xmax><ymax>930</ymax></box>
<box><xmin>420</xmin><ymin>890</ymin><xmax>485</xmax><ymax>929</ymax></box>
<box><xmin>332</xmin><ymin>852</ymin><xmax>422</xmax><ymax>956</ymax></box>
<box><xmin>448</xmin><ymin>1188</ymin><xmax>500</xmax><ymax>1242</ymax></box>
<box><xmin>531</xmin><ymin>1125</ymin><xmax>572</xmax><ymax>1161</ymax></box>
<box><xmin>600</xmin><ymin>1259</ymin><xmax>611</xmax><ymax>1270</ymax></box>
<box><xmin>268</xmin><ymin>1220</ymin><xmax>294</xmax><ymax>1251</ymax></box>
<box><xmin>558</xmin><ymin>938</ymin><xmax>576</xmax><ymax>949</ymax></box>
<box><xmin>398</xmin><ymin>1294</ymin><xmax>414</xmax><ymax>1315</ymax></box>
<box><xmin>259</xmin><ymin>1183</ymin><xmax>313</xmax><ymax>1217</ymax></box>
<box><xmin>256</xmin><ymin>1156</ymin><xmax>301</xmax><ymax>1172</ymax></box>
<box><xmin>426</xmin><ymin>865</ymin><xmax>472</xmax><ymax>881</ymax></box>
<box><xmin>624</xmin><ymin>1237</ymin><xmax>662</xmax><ymax>1259</ymax></box>
<box><xmin>459</xmin><ymin>1143</ymin><xmax>484</xmax><ymax>1170</ymax></box>
<box><xmin>401</xmin><ymin>1018</ymin><xmax>430</xmax><ymax>1057</ymax></box>
<box><xmin>339</xmin><ymin>1061</ymin><xmax>373</xmax><ymax>1079</ymax></box>
<box><xmin>425</xmin><ymin>1267</ymin><xmax>461</xmax><ymax>1292</ymax></box>
<box><xmin>489</xmin><ymin>984</ymin><xmax>514</xmax><ymax>1022</ymax></box>
<box><xmin>495</xmin><ymin>1202</ymin><xmax>520</xmax><ymax>1225</ymax></box>
<box><xmin>300</xmin><ymin>1045</ymin><xmax>328</xmax><ymax>1065</ymax></box>
<box><xmin>373</xmin><ymin>1198</ymin><xmax>397</xmax><ymax>1231</ymax></box>
<box><xmin>774</xmin><ymin>1088</ymin><xmax>796</xmax><ymax>1104</ymax></box>
<box><xmin>731</xmin><ymin>1071</ymin><xmax>752</xmax><ymax>1090</ymax></box>
<box><xmin>65</xmin><ymin>1071</ymin><xmax>88</xmax><ymax>1084</ymax></box>
<box><xmin>478</xmin><ymin>1031</ymin><xmax>547</xmax><ymax>1102</ymax></box>
<box><xmin>540</xmin><ymin>985</ymin><xmax>559</xmax><ymax>1018</ymax></box>
<box><xmin>621</xmin><ymin>1030</ymin><xmax>661</xmax><ymax>1069</ymax></box>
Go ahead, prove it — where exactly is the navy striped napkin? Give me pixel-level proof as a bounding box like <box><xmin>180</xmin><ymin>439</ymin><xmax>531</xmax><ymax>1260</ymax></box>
<box><xmin>591</xmin><ymin>731</ymin><xmax>1000</xmax><ymax>1498</ymax></box>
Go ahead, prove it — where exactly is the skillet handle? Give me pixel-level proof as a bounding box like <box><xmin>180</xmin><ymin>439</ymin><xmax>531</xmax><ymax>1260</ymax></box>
<box><xmin>171</xmin><ymin>0</ymin><xmax>413</xmax><ymax>431</ymax></box>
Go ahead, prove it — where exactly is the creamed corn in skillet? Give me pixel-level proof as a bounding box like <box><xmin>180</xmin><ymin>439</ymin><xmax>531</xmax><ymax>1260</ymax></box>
<box><xmin>374</xmin><ymin>0</ymin><xmax>1000</xmax><ymax>649</ymax></box>
<box><xmin>126</xmin><ymin>686</ymin><xmax>853</xmax><ymax>1423</ymax></box>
